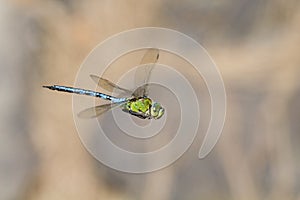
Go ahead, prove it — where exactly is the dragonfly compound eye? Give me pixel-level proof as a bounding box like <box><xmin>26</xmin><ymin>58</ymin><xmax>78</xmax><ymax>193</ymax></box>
<box><xmin>151</xmin><ymin>103</ymin><xmax>165</xmax><ymax>119</ymax></box>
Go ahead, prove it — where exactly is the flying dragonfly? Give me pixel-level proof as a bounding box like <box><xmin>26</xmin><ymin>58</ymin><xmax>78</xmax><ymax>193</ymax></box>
<box><xmin>43</xmin><ymin>48</ymin><xmax>165</xmax><ymax>120</ymax></box>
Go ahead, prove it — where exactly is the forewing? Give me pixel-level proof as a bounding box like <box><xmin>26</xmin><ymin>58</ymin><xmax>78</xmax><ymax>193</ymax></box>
<box><xmin>133</xmin><ymin>48</ymin><xmax>159</xmax><ymax>97</ymax></box>
<box><xmin>77</xmin><ymin>103</ymin><xmax>121</xmax><ymax>118</ymax></box>
<box><xmin>90</xmin><ymin>74</ymin><xmax>132</xmax><ymax>96</ymax></box>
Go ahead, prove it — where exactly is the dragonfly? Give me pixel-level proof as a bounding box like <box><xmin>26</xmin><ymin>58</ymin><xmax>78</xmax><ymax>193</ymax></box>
<box><xmin>43</xmin><ymin>48</ymin><xmax>165</xmax><ymax>120</ymax></box>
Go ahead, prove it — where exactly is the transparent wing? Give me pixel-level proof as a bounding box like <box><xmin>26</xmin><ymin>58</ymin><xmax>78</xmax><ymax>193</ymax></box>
<box><xmin>133</xmin><ymin>48</ymin><xmax>160</xmax><ymax>97</ymax></box>
<box><xmin>90</xmin><ymin>74</ymin><xmax>133</xmax><ymax>96</ymax></box>
<box><xmin>77</xmin><ymin>102</ymin><xmax>121</xmax><ymax>118</ymax></box>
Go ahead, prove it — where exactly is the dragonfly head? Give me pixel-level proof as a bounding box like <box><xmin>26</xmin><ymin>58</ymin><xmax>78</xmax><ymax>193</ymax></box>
<box><xmin>150</xmin><ymin>102</ymin><xmax>165</xmax><ymax>119</ymax></box>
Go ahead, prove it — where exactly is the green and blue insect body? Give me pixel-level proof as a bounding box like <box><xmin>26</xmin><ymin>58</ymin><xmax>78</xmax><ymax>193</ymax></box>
<box><xmin>43</xmin><ymin>48</ymin><xmax>165</xmax><ymax>120</ymax></box>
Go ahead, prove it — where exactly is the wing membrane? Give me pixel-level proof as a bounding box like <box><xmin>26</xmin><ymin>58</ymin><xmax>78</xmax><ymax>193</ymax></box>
<box><xmin>78</xmin><ymin>103</ymin><xmax>121</xmax><ymax>118</ymax></box>
<box><xmin>90</xmin><ymin>74</ymin><xmax>132</xmax><ymax>96</ymax></box>
<box><xmin>133</xmin><ymin>48</ymin><xmax>159</xmax><ymax>97</ymax></box>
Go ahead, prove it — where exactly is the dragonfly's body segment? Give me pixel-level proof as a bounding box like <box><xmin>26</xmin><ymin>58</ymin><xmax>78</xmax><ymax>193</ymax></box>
<box><xmin>43</xmin><ymin>85</ymin><xmax>128</xmax><ymax>103</ymax></box>
<box><xmin>122</xmin><ymin>98</ymin><xmax>152</xmax><ymax>119</ymax></box>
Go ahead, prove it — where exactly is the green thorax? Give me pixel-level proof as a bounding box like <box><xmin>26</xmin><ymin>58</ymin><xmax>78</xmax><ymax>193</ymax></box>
<box><xmin>122</xmin><ymin>97</ymin><xmax>152</xmax><ymax>116</ymax></box>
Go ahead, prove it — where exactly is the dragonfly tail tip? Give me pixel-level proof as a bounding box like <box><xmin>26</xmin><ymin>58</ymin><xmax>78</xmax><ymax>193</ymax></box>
<box><xmin>43</xmin><ymin>85</ymin><xmax>53</xmax><ymax>90</ymax></box>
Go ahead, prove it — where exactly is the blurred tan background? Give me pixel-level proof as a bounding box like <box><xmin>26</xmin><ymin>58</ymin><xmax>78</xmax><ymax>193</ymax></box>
<box><xmin>1</xmin><ymin>0</ymin><xmax>300</xmax><ymax>199</ymax></box>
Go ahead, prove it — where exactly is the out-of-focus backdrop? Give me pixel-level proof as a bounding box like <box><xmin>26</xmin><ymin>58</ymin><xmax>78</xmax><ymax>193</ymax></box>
<box><xmin>1</xmin><ymin>0</ymin><xmax>300</xmax><ymax>199</ymax></box>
